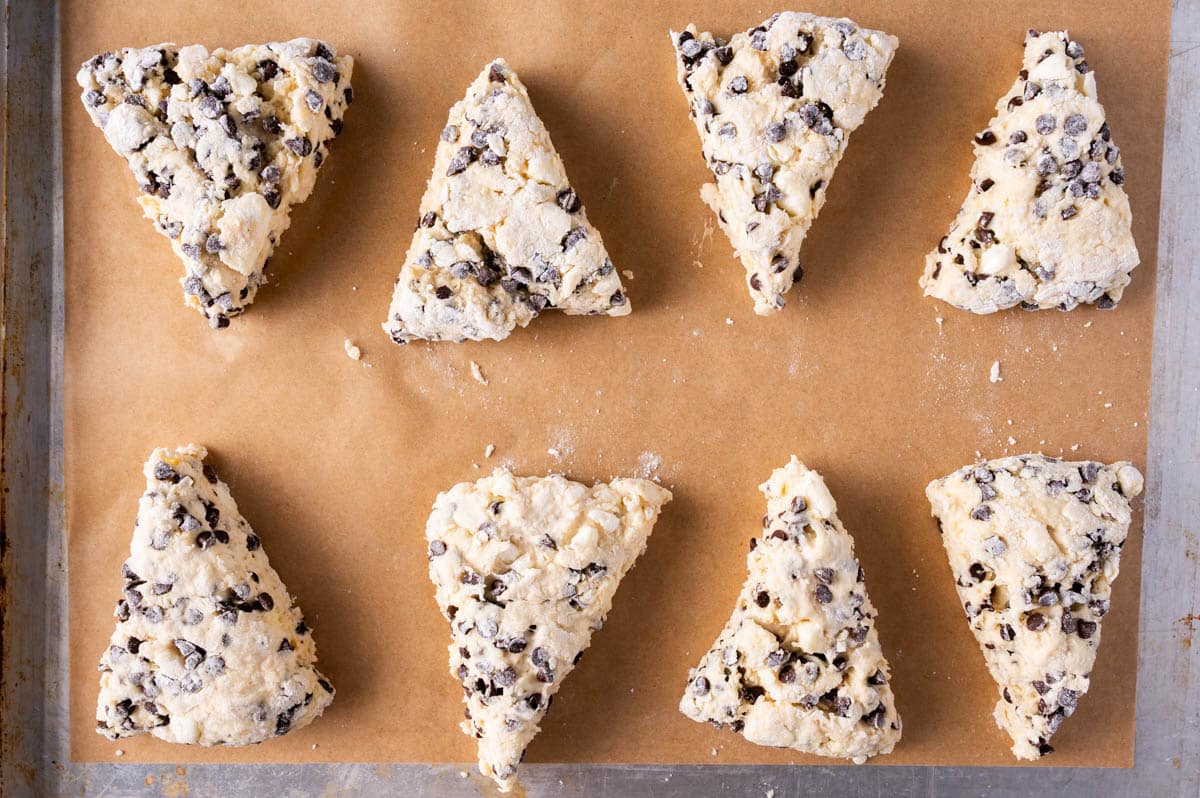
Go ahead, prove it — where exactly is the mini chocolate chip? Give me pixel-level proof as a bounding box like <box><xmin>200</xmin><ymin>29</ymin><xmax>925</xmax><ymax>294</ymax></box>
<box><xmin>556</xmin><ymin>188</ymin><xmax>580</xmax><ymax>213</ymax></box>
<box><xmin>312</xmin><ymin>59</ymin><xmax>336</xmax><ymax>84</ymax></box>
<box><xmin>1035</xmin><ymin>114</ymin><xmax>1056</xmax><ymax>135</ymax></box>
<box><xmin>1026</xmin><ymin>613</ymin><xmax>1047</xmax><ymax>631</ymax></box>
<box><xmin>814</xmin><ymin>584</ymin><xmax>833</xmax><ymax>604</ymax></box>
<box><xmin>197</xmin><ymin>94</ymin><xmax>222</xmax><ymax>119</ymax></box>
<box><xmin>975</xmin><ymin>130</ymin><xmax>997</xmax><ymax>146</ymax></box>
<box><xmin>727</xmin><ymin>76</ymin><xmax>749</xmax><ymax>94</ymax></box>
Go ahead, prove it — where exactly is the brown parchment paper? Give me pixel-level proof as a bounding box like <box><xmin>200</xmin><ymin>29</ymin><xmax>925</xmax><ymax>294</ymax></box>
<box><xmin>63</xmin><ymin>0</ymin><xmax>1168</xmax><ymax>769</ymax></box>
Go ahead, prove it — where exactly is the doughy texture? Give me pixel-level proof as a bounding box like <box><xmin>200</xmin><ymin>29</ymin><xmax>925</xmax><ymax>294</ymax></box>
<box><xmin>926</xmin><ymin>454</ymin><xmax>1143</xmax><ymax>759</ymax></box>
<box><xmin>77</xmin><ymin>39</ymin><xmax>353</xmax><ymax>328</ymax></box>
<box><xmin>96</xmin><ymin>445</ymin><xmax>333</xmax><ymax>746</ymax></box>
<box><xmin>384</xmin><ymin>59</ymin><xmax>629</xmax><ymax>343</ymax></box>
<box><xmin>671</xmin><ymin>13</ymin><xmax>897</xmax><ymax>315</ymax></box>
<box><xmin>679</xmin><ymin>457</ymin><xmax>901</xmax><ymax>762</ymax></box>
<box><xmin>920</xmin><ymin>31</ymin><xmax>1138</xmax><ymax>313</ymax></box>
<box><xmin>426</xmin><ymin>469</ymin><xmax>671</xmax><ymax>791</ymax></box>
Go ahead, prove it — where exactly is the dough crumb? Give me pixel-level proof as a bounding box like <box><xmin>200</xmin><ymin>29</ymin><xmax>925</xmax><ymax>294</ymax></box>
<box><xmin>725</xmin><ymin>317</ymin><xmax>734</xmax><ymax>325</ymax></box>
<box><xmin>935</xmin><ymin>316</ymin><xmax>944</xmax><ymax>331</ymax></box>
<box><xmin>459</xmin><ymin>771</ymin><xmax>469</xmax><ymax>779</ymax></box>
<box><xmin>343</xmin><ymin>339</ymin><xmax>361</xmax><ymax>361</ymax></box>
<box><xmin>484</xmin><ymin>444</ymin><xmax>495</xmax><ymax>458</ymax></box>
<box><xmin>1084</xmin><ymin>320</ymin><xmax>1093</xmax><ymax>328</ymax></box>
<box><xmin>989</xmin><ymin>360</ymin><xmax>1002</xmax><ymax>383</ymax></box>
<box><xmin>622</xmin><ymin>269</ymin><xmax>635</xmax><ymax>280</ymax></box>
<box><xmin>1071</xmin><ymin>443</ymin><xmax>1082</xmax><ymax>452</ymax></box>
<box><xmin>1103</xmin><ymin>402</ymin><xmax>1113</xmax><ymax>408</ymax></box>
<box><xmin>1007</xmin><ymin>436</ymin><xmax>1017</xmax><ymax>445</ymax></box>
<box><xmin>114</xmin><ymin>749</ymin><xmax>124</xmax><ymax>757</ymax></box>
<box><xmin>469</xmin><ymin>360</ymin><xmax>488</xmax><ymax>386</ymax></box>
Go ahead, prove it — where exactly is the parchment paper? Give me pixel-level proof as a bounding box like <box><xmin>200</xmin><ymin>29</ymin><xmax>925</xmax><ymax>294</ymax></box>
<box><xmin>63</xmin><ymin>0</ymin><xmax>1168</xmax><ymax>769</ymax></box>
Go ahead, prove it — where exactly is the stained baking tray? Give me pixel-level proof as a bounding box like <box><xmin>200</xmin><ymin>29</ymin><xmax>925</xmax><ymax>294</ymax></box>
<box><xmin>3</xmin><ymin>1</ymin><xmax>1198</xmax><ymax>795</ymax></box>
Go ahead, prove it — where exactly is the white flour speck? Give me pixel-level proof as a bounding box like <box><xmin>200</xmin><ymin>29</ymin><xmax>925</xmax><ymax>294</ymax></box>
<box><xmin>989</xmin><ymin>361</ymin><xmax>1002</xmax><ymax>383</ymax></box>
<box><xmin>470</xmin><ymin>360</ymin><xmax>488</xmax><ymax>386</ymax></box>
<box><xmin>635</xmin><ymin>452</ymin><xmax>662</xmax><ymax>480</ymax></box>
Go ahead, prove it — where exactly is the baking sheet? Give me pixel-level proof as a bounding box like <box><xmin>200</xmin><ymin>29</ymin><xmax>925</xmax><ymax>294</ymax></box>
<box><xmin>61</xmin><ymin>0</ymin><xmax>1168</xmax><ymax>769</ymax></box>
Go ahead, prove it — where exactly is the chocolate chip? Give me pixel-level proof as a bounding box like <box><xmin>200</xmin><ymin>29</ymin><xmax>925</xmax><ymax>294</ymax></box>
<box><xmin>765</xmin><ymin>121</ymin><xmax>787</xmax><ymax>142</ymax></box>
<box><xmin>1061</xmin><ymin>205</ymin><xmax>1078</xmax><ymax>221</ymax></box>
<box><xmin>755</xmin><ymin>591</ymin><xmax>770</xmax><ymax>608</ymax></box>
<box><xmin>1077</xmin><ymin>620</ymin><xmax>1098</xmax><ymax>639</ymax></box>
<box><xmin>197</xmin><ymin>94</ymin><xmax>222</xmax><ymax>119</ymax></box>
<box><xmin>814</xmin><ymin>584</ymin><xmax>833</xmax><ymax>604</ymax></box>
<box><xmin>692</xmin><ymin>676</ymin><xmax>710</xmax><ymax>696</ymax></box>
<box><xmin>153</xmin><ymin>462</ymin><xmax>178</xmax><ymax>482</ymax></box>
<box><xmin>305</xmin><ymin>89</ymin><xmax>324</xmax><ymax>113</ymax></box>
<box><xmin>1035</xmin><ymin>114</ymin><xmax>1056</xmax><ymax>135</ymax></box>
<box><xmin>556</xmin><ymin>188</ymin><xmax>580</xmax><ymax>213</ymax></box>
<box><xmin>312</xmin><ymin>59</ymin><xmax>336</xmax><ymax>84</ymax></box>
<box><xmin>975</xmin><ymin>130</ymin><xmax>997</xmax><ymax>146</ymax></box>
<box><xmin>728</xmin><ymin>76</ymin><xmax>749</xmax><ymax>94</ymax></box>
<box><xmin>257</xmin><ymin>59</ymin><xmax>278</xmax><ymax>81</ymax></box>
<box><xmin>488</xmin><ymin>62</ymin><xmax>506</xmax><ymax>82</ymax></box>
<box><xmin>561</xmin><ymin>227</ymin><xmax>587</xmax><ymax>251</ymax></box>
<box><xmin>446</xmin><ymin>146</ymin><xmax>479</xmax><ymax>176</ymax></box>
<box><xmin>1026</xmin><ymin>613</ymin><xmax>1047</xmax><ymax>631</ymax></box>
<box><xmin>970</xmin><ymin>505</ymin><xmax>993</xmax><ymax>521</ymax></box>
<box><xmin>285</xmin><ymin>137</ymin><xmax>312</xmax><ymax>157</ymax></box>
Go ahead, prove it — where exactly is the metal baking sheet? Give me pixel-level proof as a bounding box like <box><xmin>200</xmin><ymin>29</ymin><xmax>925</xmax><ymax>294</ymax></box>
<box><xmin>3</xmin><ymin>1</ymin><xmax>1197</xmax><ymax>795</ymax></box>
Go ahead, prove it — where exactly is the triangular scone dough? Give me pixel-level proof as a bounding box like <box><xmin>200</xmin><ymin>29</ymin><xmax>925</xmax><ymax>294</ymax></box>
<box><xmin>426</xmin><ymin>469</ymin><xmax>671</xmax><ymax>791</ymax></box>
<box><xmin>671</xmin><ymin>14</ymin><xmax>897</xmax><ymax>315</ymax></box>
<box><xmin>384</xmin><ymin>59</ymin><xmax>629</xmax><ymax>343</ymax></box>
<box><xmin>77</xmin><ymin>39</ymin><xmax>353</xmax><ymax>328</ymax></box>
<box><xmin>921</xmin><ymin>31</ymin><xmax>1138</xmax><ymax>313</ymax></box>
<box><xmin>926</xmin><ymin>454</ymin><xmax>1144</xmax><ymax>759</ymax></box>
<box><xmin>96</xmin><ymin>445</ymin><xmax>334</xmax><ymax>745</ymax></box>
<box><xmin>680</xmin><ymin>458</ymin><xmax>901</xmax><ymax>762</ymax></box>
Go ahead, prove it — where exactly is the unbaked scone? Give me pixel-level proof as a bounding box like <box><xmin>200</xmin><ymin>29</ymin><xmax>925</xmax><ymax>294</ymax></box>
<box><xmin>670</xmin><ymin>13</ymin><xmax>898</xmax><ymax>314</ymax></box>
<box><xmin>77</xmin><ymin>39</ymin><xmax>353</xmax><ymax>328</ymax></box>
<box><xmin>680</xmin><ymin>457</ymin><xmax>901</xmax><ymax>761</ymax></box>
<box><xmin>426</xmin><ymin>469</ymin><xmax>671</xmax><ymax>791</ymax></box>
<box><xmin>920</xmin><ymin>31</ymin><xmax>1138</xmax><ymax>312</ymax></box>
<box><xmin>384</xmin><ymin>59</ymin><xmax>629</xmax><ymax>343</ymax></box>
<box><xmin>96</xmin><ymin>445</ymin><xmax>333</xmax><ymax>745</ymax></box>
<box><xmin>926</xmin><ymin>454</ymin><xmax>1144</xmax><ymax>759</ymax></box>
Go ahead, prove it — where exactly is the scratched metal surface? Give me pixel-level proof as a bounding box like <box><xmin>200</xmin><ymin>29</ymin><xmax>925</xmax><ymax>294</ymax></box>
<box><xmin>2</xmin><ymin>1</ymin><xmax>1197</xmax><ymax>796</ymax></box>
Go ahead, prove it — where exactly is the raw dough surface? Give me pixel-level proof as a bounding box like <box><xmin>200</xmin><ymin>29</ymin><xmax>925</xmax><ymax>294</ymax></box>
<box><xmin>920</xmin><ymin>31</ymin><xmax>1138</xmax><ymax>313</ymax></box>
<box><xmin>926</xmin><ymin>454</ymin><xmax>1143</xmax><ymax>759</ymax></box>
<box><xmin>671</xmin><ymin>13</ymin><xmax>897</xmax><ymax>314</ymax></box>
<box><xmin>384</xmin><ymin>59</ymin><xmax>629</xmax><ymax>343</ymax></box>
<box><xmin>679</xmin><ymin>457</ymin><xmax>901</xmax><ymax>762</ymax></box>
<box><xmin>96</xmin><ymin>445</ymin><xmax>334</xmax><ymax>746</ymax></box>
<box><xmin>77</xmin><ymin>39</ymin><xmax>353</xmax><ymax>328</ymax></box>
<box><xmin>426</xmin><ymin>469</ymin><xmax>671</xmax><ymax>791</ymax></box>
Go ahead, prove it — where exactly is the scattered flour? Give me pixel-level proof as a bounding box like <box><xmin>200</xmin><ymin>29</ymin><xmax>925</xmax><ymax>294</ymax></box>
<box><xmin>635</xmin><ymin>451</ymin><xmax>662</xmax><ymax>480</ymax></box>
